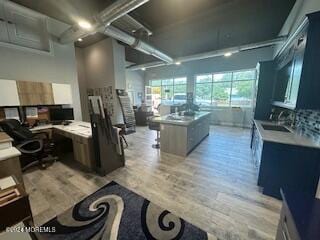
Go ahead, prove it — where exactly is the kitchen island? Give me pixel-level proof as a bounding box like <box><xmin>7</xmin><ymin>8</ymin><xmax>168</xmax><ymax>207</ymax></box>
<box><xmin>152</xmin><ymin>112</ymin><xmax>211</xmax><ymax>156</ymax></box>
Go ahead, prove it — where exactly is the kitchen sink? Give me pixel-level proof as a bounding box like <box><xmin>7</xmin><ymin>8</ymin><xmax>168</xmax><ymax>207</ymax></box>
<box><xmin>166</xmin><ymin>115</ymin><xmax>184</xmax><ymax>121</ymax></box>
<box><xmin>261</xmin><ymin>124</ymin><xmax>291</xmax><ymax>132</ymax></box>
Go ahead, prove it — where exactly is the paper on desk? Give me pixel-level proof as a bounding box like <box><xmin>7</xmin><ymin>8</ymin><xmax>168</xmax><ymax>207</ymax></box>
<box><xmin>26</xmin><ymin>107</ymin><xmax>38</xmax><ymax>118</ymax></box>
<box><xmin>4</xmin><ymin>108</ymin><xmax>20</xmax><ymax>121</ymax></box>
<box><xmin>0</xmin><ymin>176</ymin><xmax>16</xmax><ymax>190</ymax></box>
<box><xmin>67</xmin><ymin>127</ymin><xmax>91</xmax><ymax>136</ymax></box>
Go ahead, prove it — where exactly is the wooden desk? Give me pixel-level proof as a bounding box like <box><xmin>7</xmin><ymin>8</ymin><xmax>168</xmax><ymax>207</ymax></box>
<box><xmin>0</xmin><ymin>183</ymin><xmax>33</xmax><ymax>232</ymax></box>
<box><xmin>30</xmin><ymin>122</ymin><xmax>95</xmax><ymax>169</ymax></box>
<box><xmin>0</xmin><ymin>133</ymin><xmax>23</xmax><ymax>188</ymax></box>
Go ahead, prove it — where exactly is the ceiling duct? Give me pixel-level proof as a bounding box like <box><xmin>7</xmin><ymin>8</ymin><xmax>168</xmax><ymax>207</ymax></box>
<box><xmin>59</xmin><ymin>0</ymin><xmax>149</xmax><ymax>44</ymax></box>
<box><xmin>59</xmin><ymin>0</ymin><xmax>171</xmax><ymax>64</ymax></box>
<box><xmin>104</xmin><ymin>26</ymin><xmax>173</xmax><ymax>63</ymax></box>
<box><xmin>98</xmin><ymin>0</ymin><xmax>148</xmax><ymax>25</ymax></box>
<box><xmin>113</xmin><ymin>14</ymin><xmax>152</xmax><ymax>36</ymax></box>
<box><xmin>127</xmin><ymin>36</ymin><xmax>287</xmax><ymax>70</ymax></box>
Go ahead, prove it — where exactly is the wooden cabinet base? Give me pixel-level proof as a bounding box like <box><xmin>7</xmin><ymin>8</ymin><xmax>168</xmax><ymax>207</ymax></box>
<box><xmin>72</xmin><ymin>139</ymin><xmax>94</xmax><ymax>169</ymax></box>
<box><xmin>54</xmin><ymin>128</ymin><xmax>95</xmax><ymax>170</ymax></box>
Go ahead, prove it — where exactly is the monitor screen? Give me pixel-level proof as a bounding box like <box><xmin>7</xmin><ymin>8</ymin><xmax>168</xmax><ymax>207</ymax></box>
<box><xmin>50</xmin><ymin>108</ymin><xmax>74</xmax><ymax>121</ymax></box>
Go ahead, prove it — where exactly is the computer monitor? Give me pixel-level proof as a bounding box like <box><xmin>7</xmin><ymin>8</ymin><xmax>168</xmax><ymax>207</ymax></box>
<box><xmin>50</xmin><ymin>108</ymin><xmax>74</xmax><ymax>121</ymax></box>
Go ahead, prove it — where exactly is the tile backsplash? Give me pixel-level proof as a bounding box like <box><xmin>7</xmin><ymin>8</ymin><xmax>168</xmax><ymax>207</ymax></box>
<box><xmin>295</xmin><ymin>110</ymin><xmax>320</xmax><ymax>141</ymax></box>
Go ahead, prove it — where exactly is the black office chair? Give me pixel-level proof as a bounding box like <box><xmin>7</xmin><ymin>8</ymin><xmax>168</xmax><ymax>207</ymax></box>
<box><xmin>0</xmin><ymin>119</ymin><xmax>57</xmax><ymax>172</ymax></box>
<box><xmin>148</xmin><ymin>118</ymin><xmax>160</xmax><ymax>149</ymax></box>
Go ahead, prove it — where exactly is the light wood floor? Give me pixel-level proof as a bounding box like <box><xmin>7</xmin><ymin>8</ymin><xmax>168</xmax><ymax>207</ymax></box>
<box><xmin>23</xmin><ymin>126</ymin><xmax>281</xmax><ymax>240</ymax></box>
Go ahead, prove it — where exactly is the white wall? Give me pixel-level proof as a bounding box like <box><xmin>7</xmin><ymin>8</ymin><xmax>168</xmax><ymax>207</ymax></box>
<box><xmin>144</xmin><ymin>47</ymin><xmax>274</xmax><ymax>127</ymax></box>
<box><xmin>126</xmin><ymin>70</ymin><xmax>144</xmax><ymax>106</ymax></box>
<box><xmin>77</xmin><ymin>38</ymin><xmax>127</xmax><ymax>124</ymax></box>
<box><xmin>113</xmin><ymin>41</ymin><xmax>126</xmax><ymax>90</ymax></box>
<box><xmin>75</xmin><ymin>47</ymin><xmax>90</xmax><ymax>122</ymax></box>
<box><xmin>0</xmin><ymin>18</ymin><xmax>82</xmax><ymax>120</ymax></box>
<box><xmin>82</xmin><ymin>38</ymin><xmax>115</xmax><ymax>89</ymax></box>
<box><xmin>274</xmin><ymin>0</ymin><xmax>320</xmax><ymax>56</ymax></box>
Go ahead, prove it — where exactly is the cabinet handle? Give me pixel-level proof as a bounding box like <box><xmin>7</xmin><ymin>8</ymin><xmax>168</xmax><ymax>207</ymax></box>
<box><xmin>7</xmin><ymin>20</ymin><xmax>13</xmax><ymax>24</ymax></box>
<box><xmin>282</xmin><ymin>217</ymin><xmax>292</xmax><ymax>240</ymax></box>
<box><xmin>298</xmin><ymin>37</ymin><xmax>304</xmax><ymax>46</ymax></box>
<box><xmin>0</xmin><ymin>18</ymin><xmax>4</xmax><ymax>22</ymax></box>
<box><xmin>282</xmin><ymin>230</ymin><xmax>288</xmax><ymax>240</ymax></box>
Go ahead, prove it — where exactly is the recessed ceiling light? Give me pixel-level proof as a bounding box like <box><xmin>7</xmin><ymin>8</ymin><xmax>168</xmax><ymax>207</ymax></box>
<box><xmin>78</xmin><ymin>38</ymin><xmax>83</xmax><ymax>42</ymax></box>
<box><xmin>175</xmin><ymin>62</ymin><xmax>181</xmax><ymax>65</ymax></box>
<box><xmin>224</xmin><ymin>52</ymin><xmax>232</xmax><ymax>57</ymax></box>
<box><xmin>78</xmin><ymin>21</ymin><xmax>92</xmax><ymax>30</ymax></box>
<box><xmin>141</xmin><ymin>68</ymin><xmax>146</xmax><ymax>71</ymax></box>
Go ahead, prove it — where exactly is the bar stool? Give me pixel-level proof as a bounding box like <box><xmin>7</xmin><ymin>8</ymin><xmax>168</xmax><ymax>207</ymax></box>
<box><xmin>148</xmin><ymin>120</ymin><xmax>160</xmax><ymax>149</ymax></box>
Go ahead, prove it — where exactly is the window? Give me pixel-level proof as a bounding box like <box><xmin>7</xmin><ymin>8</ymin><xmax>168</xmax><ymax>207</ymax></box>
<box><xmin>195</xmin><ymin>69</ymin><xmax>256</xmax><ymax>107</ymax></box>
<box><xmin>149</xmin><ymin>77</ymin><xmax>187</xmax><ymax>105</ymax></box>
<box><xmin>173</xmin><ymin>77</ymin><xmax>187</xmax><ymax>102</ymax></box>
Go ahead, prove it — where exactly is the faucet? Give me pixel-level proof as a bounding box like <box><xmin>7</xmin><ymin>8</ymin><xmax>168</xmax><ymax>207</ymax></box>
<box><xmin>277</xmin><ymin>110</ymin><xmax>286</xmax><ymax>124</ymax></box>
<box><xmin>269</xmin><ymin>109</ymin><xmax>276</xmax><ymax>122</ymax></box>
<box><xmin>277</xmin><ymin>110</ymin><xmax>296</xmax><ymax>127</ymax></box>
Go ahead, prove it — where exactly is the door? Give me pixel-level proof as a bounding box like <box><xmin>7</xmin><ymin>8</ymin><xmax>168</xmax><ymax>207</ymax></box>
<box><xmin>128</xmin><ymin>91</ymin><xmax>135</xmax><ymax>106</ymax></box>
<box><xmin>4</xmin><ymin>1</ymin><xmax>50</xmax><ymax>51</ymax></box>
<box><xmin>145</xmin><ymin>86</ymin><xmax>152</xmax><ymax>106</ymax></box>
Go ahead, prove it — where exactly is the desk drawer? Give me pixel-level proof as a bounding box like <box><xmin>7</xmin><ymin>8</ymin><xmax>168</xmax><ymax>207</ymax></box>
<box><xmin>0</xmin><ymin>195</ymin><xmax>32</xmax><ymax>231</ymax></box>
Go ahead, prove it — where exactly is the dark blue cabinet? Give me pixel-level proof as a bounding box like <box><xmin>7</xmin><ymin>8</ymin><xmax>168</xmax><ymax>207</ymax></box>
<box><xmin>273</xmin><ymin>11</ymin><xmax>320</xmax><ymax>110</ymax></box>
<box><xmin>256</xmin><ymin>140</ymin><xmax>320</xmax><ymax>199</ymax></box>
<box><xmin>251</xmin><ymin>123</ymin><xmax>320</xmax><ymax>199</ymax></box>
<box><xmin>276</xmin><ymin>190</ymin><xmax>320</xmax><ymax>240</ymax></box>
<box><xmin>254</xmin><ymin>61</ymin><xmax>276</xmax><ymax>120</ymax></box>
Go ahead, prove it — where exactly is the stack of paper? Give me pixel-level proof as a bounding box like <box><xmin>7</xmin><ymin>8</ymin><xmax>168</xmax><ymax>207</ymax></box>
<box><xmin>0</xmin><ymin>176</ymin><xmax>17</xmax><ymax>191</ymax></box>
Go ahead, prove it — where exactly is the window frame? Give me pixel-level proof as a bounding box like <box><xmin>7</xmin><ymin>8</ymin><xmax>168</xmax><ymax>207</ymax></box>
<box><xmin>194</xmin><ymin>69</ymin><xmax>257</xmax><ymax>107</ymax></box>
<box><xmin>149</xmin><ymin>76</ymin><xmax>187</xmax><ymax>104</ymax></box>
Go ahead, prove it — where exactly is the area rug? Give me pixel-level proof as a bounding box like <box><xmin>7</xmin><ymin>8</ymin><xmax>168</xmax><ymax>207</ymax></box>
<box><xmin>41</xmin><ymin>181</ymin><xmax>212</xmax><ymax>240</ymax></box>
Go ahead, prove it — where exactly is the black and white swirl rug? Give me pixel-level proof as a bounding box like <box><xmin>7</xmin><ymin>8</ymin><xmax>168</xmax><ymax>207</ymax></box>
<box><xmin>41</xmin><ymin>181</ymin><xmax>213</xmax><ymax>240</ymax></box>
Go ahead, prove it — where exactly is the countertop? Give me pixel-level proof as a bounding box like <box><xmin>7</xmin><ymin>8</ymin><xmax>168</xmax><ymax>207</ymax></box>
<box><xmin>152</xmin><ymin>112</ymin><xmax>211</xmax><ymax>126</ymax></box>
<box><xmin>0</xmin><ymin>132</ymin><xmax>20</xmax><ymax>161</ymax></box>
<box><xmin>0</xmin><ymin>147</ymin><xmax>21</xmax><ymax>161</ymax></box>
<box><xmin>0</xmin><ymin>121</ymin><xmax>91</xmax><ymax>161</ymax></box>
<box><xmin>254</xmin><ymin>120</ymin><xmax>320</xmax><ymax>149</ymax></box>
<box><xmin>53</xmin><ymin>121</ymin><xmax>92</xmax><ymax>138</ymax></box>
<box><xmin>0</xmin><ymin>132</ymin><xmax>13</xmax><ymax>143</ymax></box>
<box><xmin>30</xmin><ymin>121</ymin><xmax>92</xmax><ymax>138</ymax></box>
